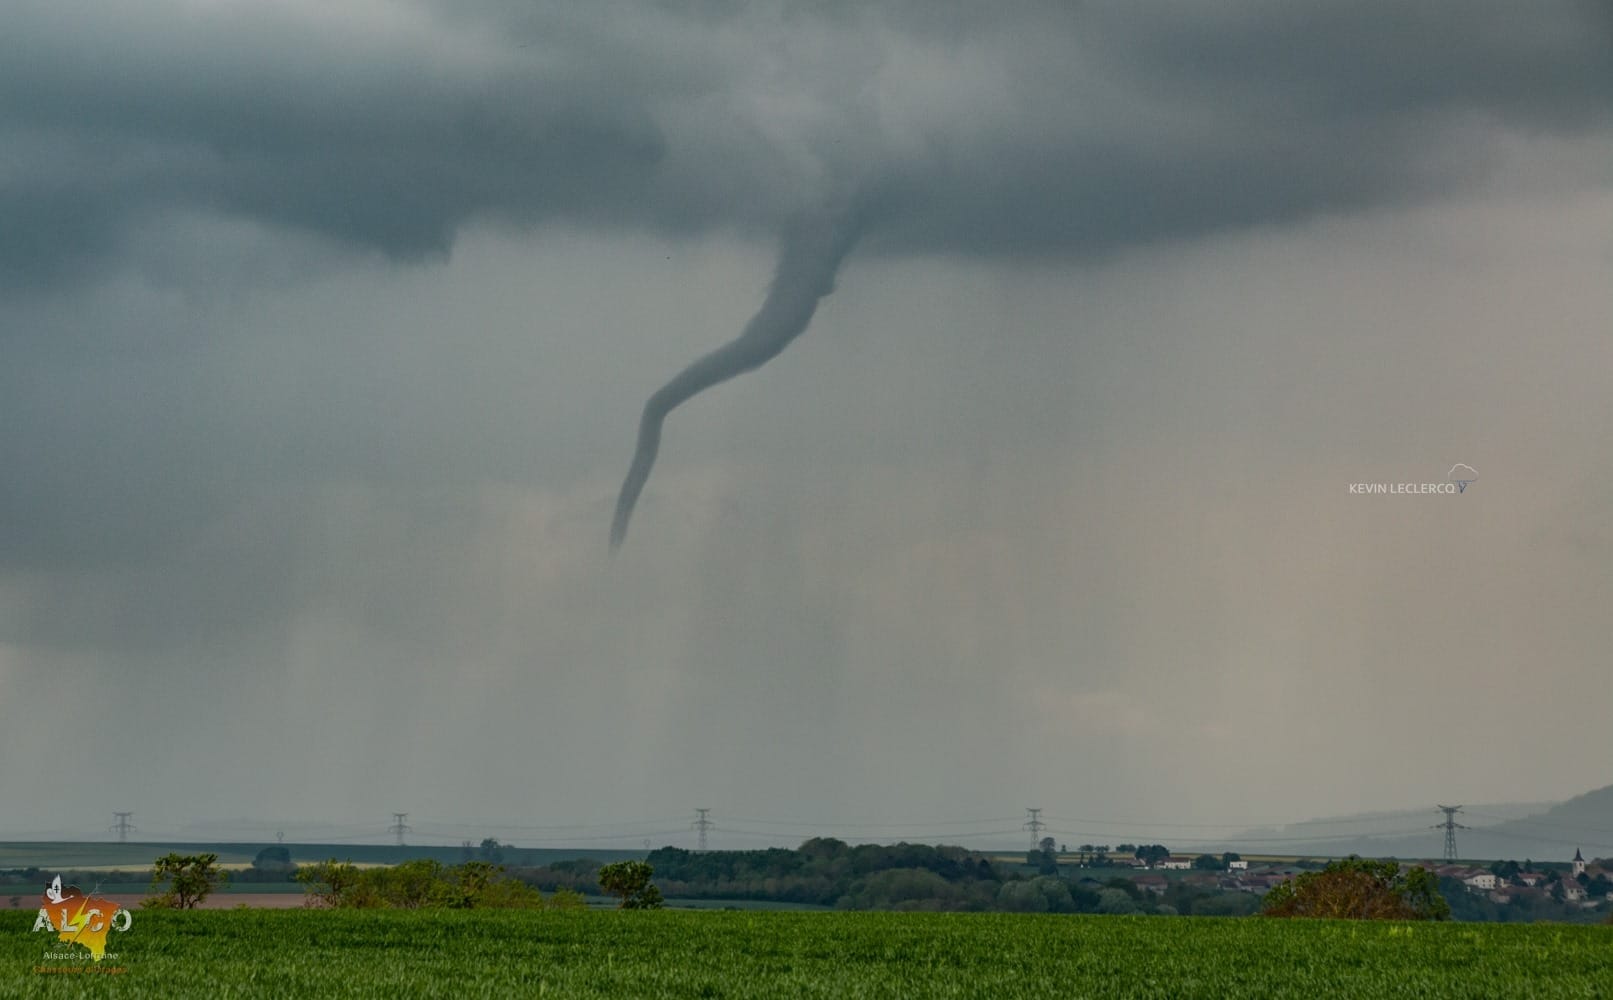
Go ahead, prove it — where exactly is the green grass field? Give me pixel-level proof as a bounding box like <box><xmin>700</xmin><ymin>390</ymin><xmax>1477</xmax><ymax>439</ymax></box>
<box><xmin>4</xmin><ymin>909</ymin><xmax>1611</xmax><ymax>998</ymax></box>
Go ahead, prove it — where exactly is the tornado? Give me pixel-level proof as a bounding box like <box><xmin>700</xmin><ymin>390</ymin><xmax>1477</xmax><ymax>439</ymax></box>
<box><xmin>610</xmin><ymin>212</ymin><xmax>861</xmax><ymax>549</ymax></box>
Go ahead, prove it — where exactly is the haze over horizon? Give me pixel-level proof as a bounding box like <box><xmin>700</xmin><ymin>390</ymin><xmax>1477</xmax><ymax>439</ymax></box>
<box><xmin>0</xmin><ymin>794</ymin><xmax>1590</xmax><ymax>862</ymax></box>
<box><xmin>2</xmin><ymin>2</ymin><xmax>1610</xmax><ymax>847</ymax></box>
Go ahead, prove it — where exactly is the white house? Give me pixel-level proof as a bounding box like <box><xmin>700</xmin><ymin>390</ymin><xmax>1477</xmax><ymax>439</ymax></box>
<box><xmin>1157</xmin><ymin>857</ymin><xmax>1193</xmax><ymax>871</ymax></box>
<box><xmin>1228</xmin><ymin>860</ymin><xmax>1249</xmax><ymax>870</ymax></box>
<box><xmin>1462</xmin><ymin>872</ymin><xmax>1497</xmax><ymax>892</ymax></box>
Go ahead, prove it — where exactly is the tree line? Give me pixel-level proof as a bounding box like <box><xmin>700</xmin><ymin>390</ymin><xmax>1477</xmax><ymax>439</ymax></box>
<box><xmin>512</xmin><ymin>838</ymin><xmax>1267</xmax><ymax>915</ymax></box>
<box><xmin>31</xmin><ymin>841</ymin><xmax>1613</xmax><ymax>925</ymax></box>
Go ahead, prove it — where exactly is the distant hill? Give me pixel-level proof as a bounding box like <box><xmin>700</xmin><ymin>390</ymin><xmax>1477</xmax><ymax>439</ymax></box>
<box><xmin>1478</xmin><ymin>784</ymin><xmax>1613</xmax><ymax>861</ymax></box>
<box><xmin>1198</xmin><ymin>802</ymin><xmax>1549</xmax><ymax>859</ymax></box>
<box><xmin>1203</xmin><ymin>787</ymin><xmax>1613</xmax><ymax>863</ymax></box>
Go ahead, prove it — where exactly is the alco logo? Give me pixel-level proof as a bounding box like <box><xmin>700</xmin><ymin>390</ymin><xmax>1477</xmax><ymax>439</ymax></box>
<box><xmin>31</xmin><ymin>876</ymin><xmax>132</xmax><ymax>963</ymax></box>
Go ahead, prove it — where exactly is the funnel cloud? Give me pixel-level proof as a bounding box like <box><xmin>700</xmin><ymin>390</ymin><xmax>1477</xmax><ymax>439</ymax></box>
<box><xmin>611</xmin><ymin>210</ymin><xmax>862</xmax><ymax>549</ymax></box>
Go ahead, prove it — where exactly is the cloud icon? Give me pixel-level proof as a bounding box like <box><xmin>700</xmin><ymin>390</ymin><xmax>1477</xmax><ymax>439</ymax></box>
<box><xmin>1448</xmin><ymin>464</ymin><xmax>1478</xmax><ymax>492</ymax></box>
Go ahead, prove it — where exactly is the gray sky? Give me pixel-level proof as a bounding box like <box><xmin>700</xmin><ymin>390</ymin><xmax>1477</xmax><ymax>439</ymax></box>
<box><xmin>3</xmin><ymin>0</ymin><xmax>1610</xmax><ymax>850</ymax></box>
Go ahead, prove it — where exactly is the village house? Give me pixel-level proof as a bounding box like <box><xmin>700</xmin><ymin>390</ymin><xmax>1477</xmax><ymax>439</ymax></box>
<box><xmin>1230</xmin><ymin>873</ymin><xmax>1288</xmax><ymax>894</ymax></box>
<box><xmin>1133</xmin><ymin>874</ymin><xmax>1169</xmax><ymax>894</ymax></box>
<box><xmin>1462</xmin><ymin>871</ymin><xmax>1497</xmax><ymax>892</ymax></box>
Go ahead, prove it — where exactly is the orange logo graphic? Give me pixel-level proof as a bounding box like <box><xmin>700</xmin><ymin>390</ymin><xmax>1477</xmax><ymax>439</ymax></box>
<box><xmin>32</xmin><ymin>876</ymin><xmax>132</xmax><ymax>962</ymax></box>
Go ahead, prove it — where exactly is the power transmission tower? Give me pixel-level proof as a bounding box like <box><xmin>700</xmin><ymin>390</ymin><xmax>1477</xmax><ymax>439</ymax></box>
<box><xmin>1432</xmin><ymin>805</ymin><xmax>1467</xmax><ymax>862</ymax></box>
<box><xmin>389</xmin><ymin>813</ymin><xmax>411</xmax><ymax>847</ymax></box>
<box><xmin>1024</xmin><ymin>808</ymin><xmax>1045</xmax><ymax>850</ymax></box>
<box><xmin>110</xmin><ymin>812</ymin><xmax>135</xmax><ymax>843</ymax></box>
<box><xmin>693</xmin><ymin>808</ymin><xmax>713</xmax><ymax>852</ymax></box>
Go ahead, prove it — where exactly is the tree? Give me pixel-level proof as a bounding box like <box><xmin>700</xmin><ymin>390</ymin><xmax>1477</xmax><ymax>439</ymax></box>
<box><xmin>1135</xmin><ymin>845</ymin><xmax>1170</xmax><ymax>867</ymax></box>
<box><xmin>478</xmin><ymin>838</ymin><xmax>505</xmax><ymax>864</ymax></box>
<box><xmin>372</xmin><ymin>859</ymin><xmax>456</xmax><ymax>909</ymax></box>
<box><xmin>297</xmin><ymin>858</ymin><xmax>559</xmax><ymax>910</ymax></box>
<box><xmin>252</xmin><ymin>845</ymin><xmax>295</xmax><ymax>874</ymax></box>
<box><xmin>1032</xmin><ymin>838</ymin><xmax>1058</xmax><ymax>875</ymax></box>
<box><xmin>1221</xmin><ymin>852</ymin><xmax>1241</xmax><ymax>867</ymax></box>
<box><xmin>1096</xmin><ymin>888</ymin><xmax>1136</xmax><ymax>915</ymax></box>
<box><xmin>1104</xmin><ymin>877</ymin><xmax>1143</xmax><ymax>900</ymax></box>
<box><xmin>1262</xmin><ymin>856</ymin><xmax>1449</xmax><ymax>921</ymax></box>
<box><xmin>1586</xmin><ymin>873</ymin><xmax>1612</xmax><ymax>898</ymax></box>
<box><xmin>598</xmin><ymin>860</ymin><xmax>664</xmax><ymax>909</ymax></box>
<box><xmin>145</xmin><ymin>852</ymin><xmax>226</xmax><ymax>909</ymax></box>
<box><xmin>1193</xmin><ymin>854</ymin><xmax>1226</xmax><ymax>871</ymax></box>
<box><xmin>297</xmin><ymin>860</ymin><xmax>371</xmax><ymax>908</ymax></box>
<box><xmin>996</xmin><ymin>880</ymin><xmax>1047</xmax><ymax>912</ymax></box>
<box><xmin>798</xmin><ymin>837</ymin><xmax>848</xmax><ymax>861</ymax></box>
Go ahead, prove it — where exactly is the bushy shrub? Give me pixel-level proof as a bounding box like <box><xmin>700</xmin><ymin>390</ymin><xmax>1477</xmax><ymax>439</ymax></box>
<box><xmin>1262</xmin><ymin>857</ymin><xmax>1449</xmax><ymax>921</ymax></box>
<box><xmin>296</xmin><ymin>859</ymin><xmax>572</xmax><ymax>910</ymax></box>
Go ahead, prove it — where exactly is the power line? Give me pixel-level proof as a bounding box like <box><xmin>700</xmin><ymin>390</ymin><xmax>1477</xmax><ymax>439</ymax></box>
<box><xmin>723</xmin><ymin>815</ymin><xmax>1024</xmax><ymax>830</ymax></box>
<box><xmin>1041</xmin><ymin>812</ymin><xmax>1432</xmax><ymax>831</ymax></box>
<box><xmin>1024</xmin><ymin>808</ymin><xmax>1046</xmax><ymax>850</ymax></box>
<box><xmin>1461</xmin><ymin>826</ymin><xmax>1613</xmax><ymax>854</ymax></box>
<box><xmin>693</xmin><ymin>808</ymin><xmax>713</xmax><ymax>852</ymax></box>
<box><xmin>1049</xmin><ymin>827</ymin><xmax>1433</xmax><ymax>847</ymax></box>
<box><xmin>1433</xmin><ymin>805</ymin><xmax>1468</xmax><ymax>862</ymax></box>
<box><xmin>719</xmin><ymin>824</ymin><xmax>1029</xmax><ymax>843</ymax></box>
<box><xmin>113</xmin><ymin>805</ymin><xmax>1601</xmax><ymax>854</ymax></box>
<box><xmin>110</xmin><ymin>813</ymin><xmax>135</xmax><ymax>843</ymax></box>
<box><xmin>499</xmin><ymin>829</ymin><xmax>692</xmax><ymax>844</ymax></box>
<box><xmin>415</xmin><ymin>817</ymin><xmax>691</xmax><ymax>833</ymax></box>
<box><xmin>717</xmin><ymin>827</ymin><xmax>1031</xmax><ymax>846</ymax></box>
<box><xmin>1464</xmin><ymin>812</ymin><xmax>1613</xmax><ymax>838</ymax></box>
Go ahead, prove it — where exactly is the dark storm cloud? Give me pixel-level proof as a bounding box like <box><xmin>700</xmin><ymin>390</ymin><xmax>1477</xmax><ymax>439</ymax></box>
<box><xmin>1109</xmin><ymin>1</ymin><xmax>1613</xmax><ymax>124</ymax></box>
<box><xmin>2</xmin><ymin>0</ymin><xmax>1607</xmax><ymax>286</ymax></box>
<box><xmin>858</xmin><ymin>0</ymin><xmax>1612</xmax><ymax>255</ymax></box>
<box><xmin>0</xmin><ymin>2</ymin><xmax>670</xmax><ymax>284</ymax></box>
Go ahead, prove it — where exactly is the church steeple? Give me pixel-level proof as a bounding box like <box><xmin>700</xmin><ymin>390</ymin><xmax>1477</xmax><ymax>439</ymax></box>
<box><xmin>1572</xmin><ymin>847</ymin><xmax>1586</xmax><ymax>877</ymax></box>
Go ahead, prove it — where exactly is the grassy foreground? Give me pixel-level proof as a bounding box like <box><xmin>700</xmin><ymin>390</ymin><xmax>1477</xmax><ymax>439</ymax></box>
<box><xmin>4</xmin><ymin>908</ymin><xmax>1611</xmax><ymax>998</ymax></box>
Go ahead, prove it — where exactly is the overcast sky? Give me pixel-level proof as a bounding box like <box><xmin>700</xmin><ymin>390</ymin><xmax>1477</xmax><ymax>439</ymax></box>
<box><xmin>3</xmin><ymin>0</ymin><xmax>1610</xmax><ymax>850</ymax></box>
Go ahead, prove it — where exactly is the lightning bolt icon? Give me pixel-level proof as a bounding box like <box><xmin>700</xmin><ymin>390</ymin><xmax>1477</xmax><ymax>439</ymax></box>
<box><xmin>64</xmin><ymin>898</ymin><xmax>92</xmax><ymax>941</ymax></box>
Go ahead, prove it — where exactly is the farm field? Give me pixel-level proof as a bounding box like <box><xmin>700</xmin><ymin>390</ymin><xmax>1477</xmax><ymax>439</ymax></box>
<box><xmin>4</xmin><ymin>909</ymin><xmax>1611</xmax><ymax>998</ymax></box>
